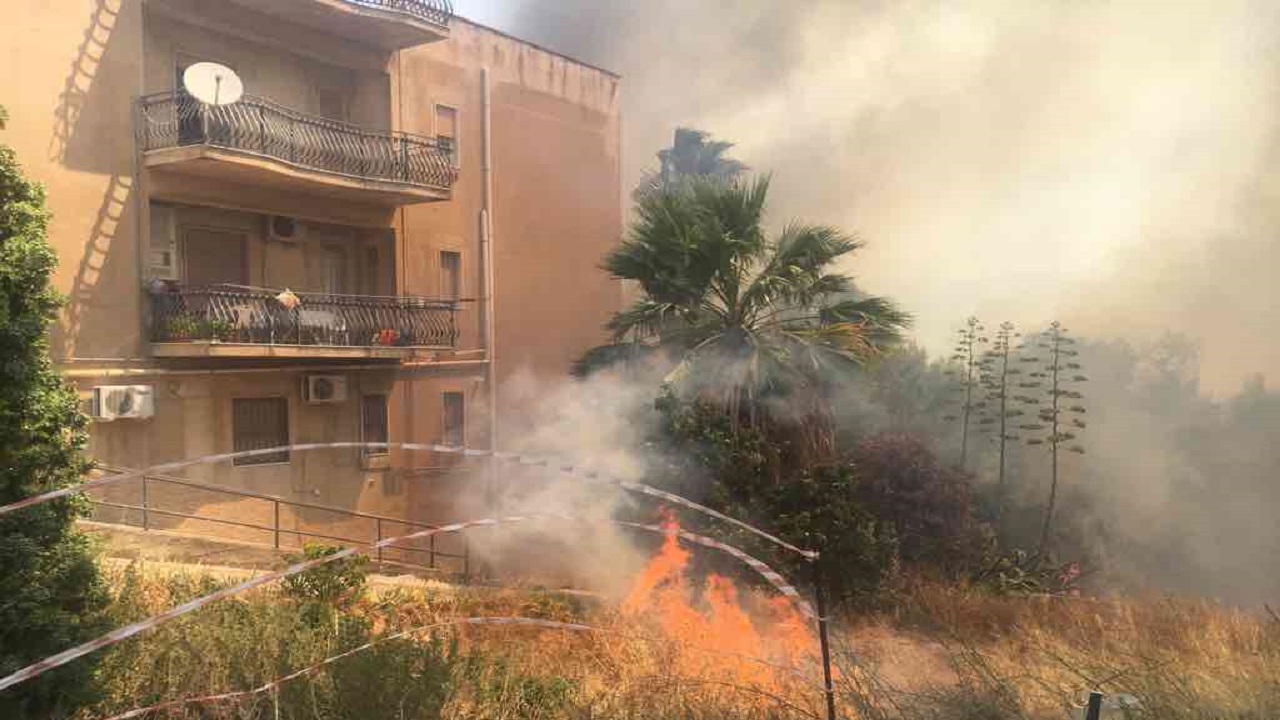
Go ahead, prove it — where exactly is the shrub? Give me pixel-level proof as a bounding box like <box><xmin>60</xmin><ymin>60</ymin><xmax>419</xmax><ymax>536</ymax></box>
<box><xmin>282</xmin><ymin>543</ymin><xmax>370</xmax><ymax>628</ymax></box>
<box><xmin>0</xmin><ymin>105</ymin><xmax>108</xmax><ymax>719</ymax></box>
<box><xmin>650</xmin><ymin>392</ymin><xmax>898</xmax><ymax>605</ymax></box>
<box><xmin>849</xmin><ymin>433</ymin><xmax>985</xmax><ymax>575</ymax></box>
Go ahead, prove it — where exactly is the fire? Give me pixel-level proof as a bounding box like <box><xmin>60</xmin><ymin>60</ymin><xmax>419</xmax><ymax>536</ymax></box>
<box><xmin>621</xmin><ymin>512</ymin><xmax>817</xmax><ymax>693</ymax></box>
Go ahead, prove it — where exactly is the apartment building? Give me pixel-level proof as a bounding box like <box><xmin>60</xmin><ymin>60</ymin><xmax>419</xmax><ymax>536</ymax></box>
<box><xmin>0</xmin><ymin>1</ymin><xmax>622</xmax><ymax>541</ymax></box>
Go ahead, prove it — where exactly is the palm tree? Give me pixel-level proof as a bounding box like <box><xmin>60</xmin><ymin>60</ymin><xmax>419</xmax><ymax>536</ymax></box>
<box><xmin>635</xmin><ymin>127</ymin><xmax>747</xmax><ymax>199</ymax></box>
<box><xmin>580</xmin><ymin>175</ymin><xmax>911</xmax><ymax>463</ymax></box>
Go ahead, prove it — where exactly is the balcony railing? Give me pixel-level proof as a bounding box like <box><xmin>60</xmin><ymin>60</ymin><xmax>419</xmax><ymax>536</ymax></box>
<box><xmin>150</xmin><ymin>284</ymin><xmax>460</xmax><ymax>350</ymax></box>
<box><xmin>139</xmin><ymin>92</ymin><xmax>459</xmax><ymax>191</ymax></box>
<box><xmin>348</xmin><ymin>0</ymin><xmax>454</xmax><ymax>29</ymax></box>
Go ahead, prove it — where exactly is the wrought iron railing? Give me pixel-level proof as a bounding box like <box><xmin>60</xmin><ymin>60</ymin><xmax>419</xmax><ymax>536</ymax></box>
<box><xmin>87</xmin><ymin>467</ymin><xmax>470</xmax><ymax>576</ymax></box>
<box><xmin>347</xmin><ymin>0</ymin><xmax>453</xmax><ymax>28</ymax></box>
<box><xmin>138</xmin><ymin>92</ymin><xmax>459</xmax><ymax>191</ymax></box>
<box><xmin>150</xmin><ymin>284</ymin><xmax>460</xmax><ymax>349</ymax></box>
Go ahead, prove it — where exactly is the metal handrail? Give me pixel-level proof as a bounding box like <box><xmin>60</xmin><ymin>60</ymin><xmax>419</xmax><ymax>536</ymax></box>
<box><xmin>138</xmin><ymin>92</ymin><xmax>459</xmax><ymax>190</ymax></box>
<box><xmin>346</xmin><ymin>0</ymin><xmax>453</xmax><ymax>28</ymax></box>
<box><xmin>149</xmin><ymin>283</ymin><xmax>461</xmax><ymax>349</ymax></box>
<box><xmin>88</xmin><ymin>467</ymin><xmax>469</xmax><ymax>575</ymax></box>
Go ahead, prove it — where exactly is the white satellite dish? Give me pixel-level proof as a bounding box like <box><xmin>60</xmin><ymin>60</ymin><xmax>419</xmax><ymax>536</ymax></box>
<box><xmin>182</xmin><ymin>62</ymin><xmax>244</xmax><ymax>106</ymax></box>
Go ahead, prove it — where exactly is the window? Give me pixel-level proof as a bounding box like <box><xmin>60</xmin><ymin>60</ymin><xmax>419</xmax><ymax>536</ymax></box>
<box><xmin>362</xmin><ymin>246</ymin><xmax>381</xmax><ymax>295</ymax></box>
<box><xmin>232</xmin><ymin>398</ymin><xmax>290</xmax><ymax>466</ymax></box>
<box><xmin>435</xmin><ymin>105</ymin><xmax>459</xmax><ymax>165</ymax></box>
<box><xmin>316</xmin><ymin>87</ymin><xmax>348</xmax><ymax>122</ymax></box>
<box><xmin>440</xmin><ymin>251</ymin><xmax>461</xmax><ymax>299</ymax></box>
<box><xmin>148</xmin><ymin>204</ymin><xmax>178</xmax><ymax>280</ymax></box>
<box><xmin>362</xmin><ymin>394</ymin><xmax>389</xmax><ymax>456</ymax></box>
<box><xmin>442</xmin><ymin>392</ymin><xmax>465</xmax><ymax>446</ymax></box>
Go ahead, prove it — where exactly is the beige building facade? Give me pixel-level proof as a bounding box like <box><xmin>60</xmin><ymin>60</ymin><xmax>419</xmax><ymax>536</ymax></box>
<box><xmin>0</xmin><ymin>0</ymin><xmax>622</xmax><ymax>549</ymax></box>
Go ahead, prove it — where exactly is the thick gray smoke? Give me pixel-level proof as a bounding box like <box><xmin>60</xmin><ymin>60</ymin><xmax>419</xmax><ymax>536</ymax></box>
<box><xmin>456</xmin><ymin>1</ymin><xmax>1280</xmax><ymax>603</ymax></box>
<box><xmin>470</xmin><ymin>0</ymin><xmax>1280</xmax><ymax>394</ymax></box>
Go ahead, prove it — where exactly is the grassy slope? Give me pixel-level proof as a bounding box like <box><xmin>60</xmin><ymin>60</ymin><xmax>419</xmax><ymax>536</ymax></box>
<box><xmin>66</xmin><ymin>562</ymin><xmax>1280</xmax><ymax>720</ymax></box>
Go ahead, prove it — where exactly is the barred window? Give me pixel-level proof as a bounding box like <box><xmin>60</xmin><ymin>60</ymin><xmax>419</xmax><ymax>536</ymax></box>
<box><xmin>232</xmin><ymin>398</ymin><xmax>290</xmax><ymax>466</ymax></box>
<box><xmin>442</xmin><ymin>392</ymin><xmax>465</xmax><ymax>447</ymax></box>
<box><xmin>362</xmin><ymin>394</ymin><xmax>389</xmax><ymax>456</ymax></box>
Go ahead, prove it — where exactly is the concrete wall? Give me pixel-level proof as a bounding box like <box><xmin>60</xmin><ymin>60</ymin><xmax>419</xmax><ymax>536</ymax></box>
<box><xmin>153</xmin><ymin>203</ymin><xmax>392</xmax><ymax>294</ymax></box>
<box><xmin>86</xmin><ymin>368</ymin><xmax>408</xmax><ymax>517</ymax></box>
<box><xmin>143</xmin><ymin>7</ymin><xmax>391</xmax><ymax>129</ymax></box>
<box><xmin>0</xmin><ymin>0</ymin><xmax>146</xmax><ymax>360</ymax></box>
<box><xmin>398</xmin><ymin>19</ymin><xmax>624</xmax><ymax>387</ymax></box>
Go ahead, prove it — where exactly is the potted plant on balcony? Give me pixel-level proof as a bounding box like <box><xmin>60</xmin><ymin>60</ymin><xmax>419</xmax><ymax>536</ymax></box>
<box><xmin>201</xmin><ymin>318</ymin><xmax>234</xmax><ymax>343</ymax></box>
<box><xmin>373</xmin><ymin>329</ymin><xmax>400</xmax><ymax>347</ymax></box>
<box><xmin>163</xmin><ymin>314</ymin><xmax>201</xmax><ymax>341</ymax></box>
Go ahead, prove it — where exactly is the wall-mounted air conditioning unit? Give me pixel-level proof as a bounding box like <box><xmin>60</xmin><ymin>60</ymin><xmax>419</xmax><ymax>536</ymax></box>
<box><xmin>92</xmin><ymin>385</ymin><xmax>156</xmax><ymax>422</ymax></box>
<box><xmin>268</xmin><ymin>215</ymin><xmax>306</xmax><ymax>243</ymax></box>
<box><xmin>304</xmin><ymin>375</ymin><xmax>348</xmax><ymax>405</ymax></box>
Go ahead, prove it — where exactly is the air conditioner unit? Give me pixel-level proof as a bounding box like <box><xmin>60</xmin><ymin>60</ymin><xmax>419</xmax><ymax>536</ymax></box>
<box><xmin>92</xmin><ymin>385</ymin><xmax>156</xmax><ymax>422</ymax></box>
<box><xmin>268</xmin><ymin>215</ymin><xmax>306</xmax><ymax>243</ymax></box>
<box><xmin>305</xmin><ymin>375</ymin><xmax>348</xmax><ymax>404</ymax></box>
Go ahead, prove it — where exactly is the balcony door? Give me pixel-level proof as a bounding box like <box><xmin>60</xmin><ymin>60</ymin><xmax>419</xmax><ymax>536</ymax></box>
<box><xmin>306</xmin><ymin>244</ymin><xmax>349</xmax><ymax>296</ymax></box>
<box><xmin>182</xmin><ymin>227</ymin><xmax>248</xmax><ymax>288</ymax></box>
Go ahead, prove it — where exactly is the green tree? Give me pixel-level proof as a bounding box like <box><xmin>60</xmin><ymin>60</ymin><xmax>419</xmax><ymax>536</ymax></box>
<box><xmin>977</xmin><ymin>321</ymin><xmax>1021</xmax><ymax>531</ymax></box>
<box><xmin>943</xmin><ymin>317</ymin><xmax>987</xmax><ymax>470</ymax></box>
<box><xmin>636</xmin><ymin>127</ymin><xmax>746</xmax><ymax>198</ymax></box>
<box><xmin>581</xmin><ymin>175</ymin><xmax>911</xmax><ymax>462</ymax></box>
<box><xmin>1018</xmin><ymin>322</ymin><xmax>1088</xmax><ymax>556</ymax></box>
<box><xmin>0</xmin><ymin>107</ymin><xmax>108</xmax><ymax>719</ymax></box>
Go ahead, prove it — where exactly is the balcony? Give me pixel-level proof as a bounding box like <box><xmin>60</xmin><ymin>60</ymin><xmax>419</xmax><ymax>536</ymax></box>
<box><xmin>228</xmin><ymin>0</ymin><xmax>452</xmax><ymax>49</ymax></box>
<box><xmin>139</xmin><ymin>93</ymin><xmax>458</xmax><ymax>206</ymax></box>
<box><xmin>150</xmin><ymin>284</ymin><xmax>460</xmax><ymax>359</ymax></box>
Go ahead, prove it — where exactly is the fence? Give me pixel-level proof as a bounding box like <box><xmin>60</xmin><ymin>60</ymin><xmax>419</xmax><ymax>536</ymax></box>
<box><xmin>349</xmin><ymin>0</ymin><xmax>454</xmax><ymax>28</ymax></box>
<box><xmin>87</xmin><ymin>467</ymin><xmax>470</xmax><ymax>577</ymax></box>
<box><xmin>150</xmin><ymin>284</ymin><xmax>460</xmax><ymax>349</ymax></box>
<box><xmin>138</xmin><ymin>92</ymin><xmax>459</xmax><ymax>190</ymax></box>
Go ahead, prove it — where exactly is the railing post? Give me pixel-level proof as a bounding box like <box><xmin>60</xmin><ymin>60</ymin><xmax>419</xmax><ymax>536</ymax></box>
<box><xmin>814</xmin><ymin>560</ymin><xmax>838</xmax><ymax>720</ymax></box>
<box><xmin>429</xmin><ymin>533</ymin><xmax>436</xmax><ymax>569</ymax></box>
<box><xmin>375</xmin><ymin>518</ymin><xmax>383</xmax><ymax>566</ymax></box>
<box><xmin>273</xmin><ymin>500</ymin><xmax>281</xmax><ymax>550</ymax></box>
<box><xmin>461</xmin><ymin>537</ymin><xmax>470</xmax><ymax>583</ymax></box>
<box><xmin>401</xmin><ymin>137</ymin><xmax>409</xmax><ymax>182</ymax></box>
<box><xmin>1084</xmin><ymin>692</ymin><xmax>1103</xmax><ymax>720</ymax></box>
<box><xmin>140</xmin><ymin>475</ymin><xmax>149</xmax><ymax>531</ymax></box>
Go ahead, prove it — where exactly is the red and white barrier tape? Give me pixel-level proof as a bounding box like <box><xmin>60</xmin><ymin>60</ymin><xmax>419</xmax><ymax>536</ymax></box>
<box><xmin>96</xmin><ymin>614</ymin><xmax>818</xmax><ymax>720</ymax></box>
<box><xmin>0</xmin><ymin>514</ymin><xmax>810</xmax><ymax>694</ymax></box>
<box><xmin>0</xmin><ymin>442</ymin><xmax>817</xmax><ymax>560</ymax></box>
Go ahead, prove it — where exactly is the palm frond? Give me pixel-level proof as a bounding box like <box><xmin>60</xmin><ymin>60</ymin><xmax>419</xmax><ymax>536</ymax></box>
<box><xmin>571</xmin><ymin>343</ymin><xmax>663</xmax><ymax>378</ymax></box>
<box><xmin>819</xmin><ymin>296</ymin><xmax>913</xmax><ymax>348</ymax></box>
<box><xmin>741</xmin><ymin>224</ymin><xmax>860</xmax><ymax>315</ymax></box>
<box><xmin>606</xmin><ymin>299</ymin><xmax>686</xmax><ymax>342</ymax></box>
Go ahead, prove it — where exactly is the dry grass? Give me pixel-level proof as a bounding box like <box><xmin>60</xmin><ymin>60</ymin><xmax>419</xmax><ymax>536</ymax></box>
<box><xmin>78</xmin><ymin>564</ymin><xmax>1279</xmax><ymax>720</ymax></box>
<box><xmin>833</xmin><ymin>580</ymin><xmax>1280</xmax><ymax>719</ymax></box>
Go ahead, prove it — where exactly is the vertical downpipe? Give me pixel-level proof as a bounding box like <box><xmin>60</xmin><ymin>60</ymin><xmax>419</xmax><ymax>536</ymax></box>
<box><xmin>480</xmin><ymin>68</ymin><xmax>498</xmax><ymax>515</ymax></box>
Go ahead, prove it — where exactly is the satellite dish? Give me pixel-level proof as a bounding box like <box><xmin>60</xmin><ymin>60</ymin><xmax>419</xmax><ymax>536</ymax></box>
<box><xmin>183</xmin><ymin>62</ymin><xmax>244</xmax><ymax>106</ymax></box>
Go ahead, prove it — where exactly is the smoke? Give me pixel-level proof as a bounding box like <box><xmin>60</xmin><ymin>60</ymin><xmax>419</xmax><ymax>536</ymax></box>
<box><xmin>454</xmin><ymin>365</ymin><xmax>663</xmax><ymax>596</ymax></box>
<box><xmin>453</xmin><ymin>0</ymin><xmax>1280</xmax><ymax>602</ymax></box>
<box><xmin>471</xmin><ymin>0</ymin><xmax>1280</xmax><ymax>395</ymax></box>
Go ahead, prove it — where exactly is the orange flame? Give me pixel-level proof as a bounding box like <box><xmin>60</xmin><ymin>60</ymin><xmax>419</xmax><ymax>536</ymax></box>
<box><xmin>621</xmin><ymin>512</ymin><xmax>816</xmax><ymax>693</ymax></box>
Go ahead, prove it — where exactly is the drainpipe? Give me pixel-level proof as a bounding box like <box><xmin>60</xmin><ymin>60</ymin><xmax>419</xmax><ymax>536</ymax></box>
<box><xmin>480</xmin><ymin>68</ymin><xmax>498</xmax><ymax>510</ymax></box>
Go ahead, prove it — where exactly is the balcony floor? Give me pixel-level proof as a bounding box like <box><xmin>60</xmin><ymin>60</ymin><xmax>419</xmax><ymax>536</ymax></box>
<box><xmin>145</xmin><ymin>145</ymin><xmax>450</xmax><ymax>207</ymax></box>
